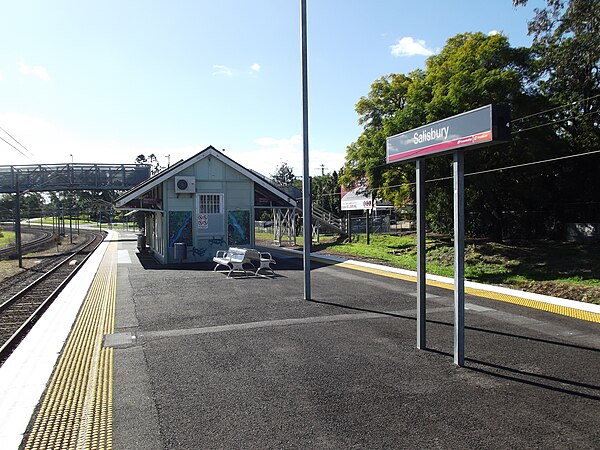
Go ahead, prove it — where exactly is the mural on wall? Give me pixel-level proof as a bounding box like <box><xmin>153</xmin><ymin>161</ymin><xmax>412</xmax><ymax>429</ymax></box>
<box><xmin>194</xmin><ymin>238</ymin><xmax>227</xmax><ymax>257</ymax></box>
<box><xmin>227</xmin><ymin>210</ymin><xmax>250</xmax><ymax>246</ymax></box>
<box><xmin>168</xmin><ymin>211</ymin><xmax>193</xmax><ymax>247</ymax></box>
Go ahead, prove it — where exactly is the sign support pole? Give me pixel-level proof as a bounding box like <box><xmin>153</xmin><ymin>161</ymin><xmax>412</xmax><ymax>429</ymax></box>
<box><xmin>365</xmin><ymin>209</ymin><xmax>370</xmax><ymax>245</ymax></box>
<box><xmin>416</xmin><ymin>158</ymin><xmax>426</xmax><ymax>349</ymax></box>
<box><xmin>385</xmin><ymin>105</ymin><xmax>510</xmax><ymax>366</ymax></box>
<box><xmin>347</xmin><ymin>211</ymin><xmax>351</xmax><ymax>240</ymax></box>
<box><xmin>453</xmin><ymin>150</ymin><xmax>465</xmax><ymax>366</ymax></box>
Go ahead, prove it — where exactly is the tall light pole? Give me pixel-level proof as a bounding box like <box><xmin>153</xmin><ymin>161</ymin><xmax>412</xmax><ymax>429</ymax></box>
<box><xmin>301</xmin><ymin>0</ymin><xmax>311</xmax><ymax>300</ymax></box>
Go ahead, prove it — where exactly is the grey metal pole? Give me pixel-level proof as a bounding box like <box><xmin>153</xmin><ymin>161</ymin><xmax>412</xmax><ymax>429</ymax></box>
<box><xmin>301</xmin><ymin>0</ymin><xmax>311</xmax><ymax>300</ymax></box>
<box><xmin>347</xmin><ymin>211</ymin><xmax>351</xmax><ymax>241</ymax></box>
<box><xmin>69</xmin><ymin>197</ymin><xmax>73</xmax><ymax>244</ymax></box>
<box><xmin>365</xmin><ymin>209</ymin><xmax>370</xmax><ymax>245</ymax></box>
<box><xmin>453</xmin><ymin>150</ymin><xmax>465</xmax><ymax>366</ymax></box>
<box><xmin>15</xmin><ymin>173</ymin><xmax>23</xmax><ymax>268</ymax></box>
<box><xmin>416</xmin><ymin>158</ymin><xmax>426</xmax><ymax>349</ymax></box>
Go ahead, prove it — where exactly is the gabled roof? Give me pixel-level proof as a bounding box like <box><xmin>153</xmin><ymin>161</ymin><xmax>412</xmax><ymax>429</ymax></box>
<box><xmin>114</xmin><ymin>146</ymin><xmax>297</xmax><ymax>208</ymax></box>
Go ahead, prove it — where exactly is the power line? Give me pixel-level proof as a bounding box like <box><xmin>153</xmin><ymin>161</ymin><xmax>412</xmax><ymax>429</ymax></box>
<box><xmin>322</xmin><ymin>148</ymin><xmax>600</xmax><ymax>197</ymax></box>
<box><xmin>513</xmin><ymin>109</ymin><xmax>600</xmax><ymax>134</ymax></box>
<box><xmin>464</xmin><ymin>148</ymin><xmax>600</xmax><ymax>178</ymax></box>
<box><xmin>0</xmin><ymin>125</ymin><xmax>34</xmax><ymax>157</ymax></box>
<box><xmin>0</xmin><ymin>135</ymin><xmax>30</xmax><ymax>159</ymax></box>
<box><xmin>511</xmin><ymin>93</ymin><xmax>600</xmax><ymax>123</ymax></box>
<box><xmin>400</xmin><ymin>148</ymin><xmax>600</xmax><ymax>188</ymax></box>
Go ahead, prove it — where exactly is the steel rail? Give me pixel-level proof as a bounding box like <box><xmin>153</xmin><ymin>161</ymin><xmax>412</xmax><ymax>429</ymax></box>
<box><xmin>0</xmin><ymin>233</ymin><xmax>104</xmax><ymax>361</ymax></box>
<box><xmin>0</xmin><ymin>226</ymin><xmax>54</xmax><ymax>259</ymax></box>
<box><xmin>0</xmin><ymin>233</ymin><xmax>96</xmax><ymax>310</ymax></box>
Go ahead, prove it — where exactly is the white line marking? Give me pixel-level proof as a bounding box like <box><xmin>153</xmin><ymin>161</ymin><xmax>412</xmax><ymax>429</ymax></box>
<box><xmin>118</xmin><ymin>250</ymin><xmax>131</xmax><ymax>264</ymax></box>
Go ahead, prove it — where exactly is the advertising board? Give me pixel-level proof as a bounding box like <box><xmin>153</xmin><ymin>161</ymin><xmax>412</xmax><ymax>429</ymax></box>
<box><xmin>340</xmin><ymin>179</ymin><xmax>372</xmax><ymax>211</ymax></box>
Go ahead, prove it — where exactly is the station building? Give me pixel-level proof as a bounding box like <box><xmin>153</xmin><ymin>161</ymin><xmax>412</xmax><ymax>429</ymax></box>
<box><xmin>114</xmin><ymin>146</ymin><xmax>297</xmax><ymax>264</ymax></box>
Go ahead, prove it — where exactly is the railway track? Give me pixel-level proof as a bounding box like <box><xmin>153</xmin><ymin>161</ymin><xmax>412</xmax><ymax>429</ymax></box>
<box><xmin>0</xmin><ymin>230</ymin><xmax>106</xmax><ymax>365</ymax></box>
<box><xmin>0</xmin><ymin>224</ymin><xmax>55</xmax><ymax>260</ymax></box>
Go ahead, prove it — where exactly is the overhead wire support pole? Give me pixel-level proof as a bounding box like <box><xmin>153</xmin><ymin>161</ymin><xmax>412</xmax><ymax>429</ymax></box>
<box><xmin>15</xmin><ymin>171</ymin><xmax>23</xmax><ymax>268</ymax></box>
<box><xmin>300</xmin><ymin>0</ymin><xmax>311</xmax><ymax>300</ymax></box>
<box><xmin>453</xmin><ymin>150</ymin><xmax>465</xmax><ymax>366</ymax></box>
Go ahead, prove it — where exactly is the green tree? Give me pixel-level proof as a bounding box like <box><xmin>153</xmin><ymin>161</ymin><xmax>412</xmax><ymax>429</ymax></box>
<box><xmin>342</xmin><ymin>32</ymin><xmax>539</xmax><ymax>240</ymax></box>
<box><xmin>423</xmin><ymin>32</ymin><xmax>537</xmax><ymax>239</ymax></box>
<box><xmin>136</xmin><ymin>153</ymin><xmax>163</xmax><ymax>175</ymax></box>
<box><xmin>0</xmin><ymin>194</ymin><xmax>14</xmax><ymax>221</ymax></box>
<box><xmin>340</xmin><ymin>72</ymin><xmax>423</xmax><ymax>207</ymax></box>
<box><xmin>20</xmin><ymin>192</ymin><xmax>45</xmax><ymax>219</ymax></box>
<box><xmin>270</xmin><ymin>162</ymin><xmax>299</xmax><ymax>187</ymax></box>
<box><xmin>514</xmin><ymin>0</ymin><xmax>599</xmax><ymax>143</ymax></box>
<box><xmin>312</xmin><ymin>171</ymin><xmax>341</xmax><ymax>215</ymax></box>
<box><xmin>514</xmin><ymin>0</ymin><xmax>600</xmax><ymax>232</ymax></box>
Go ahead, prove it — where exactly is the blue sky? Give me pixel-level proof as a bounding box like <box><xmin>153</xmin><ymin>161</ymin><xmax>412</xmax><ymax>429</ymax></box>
<box><xmin>1</xmin><ymin>0</ymin><xmax>544</xmax><ymax>177</ymax></box>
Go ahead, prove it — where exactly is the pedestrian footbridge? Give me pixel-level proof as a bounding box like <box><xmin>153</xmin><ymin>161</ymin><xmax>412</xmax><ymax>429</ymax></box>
<box><xmin>0</xmin><ymin>163</ymin><xmax>151</xmax><ymax>193</ymax></box>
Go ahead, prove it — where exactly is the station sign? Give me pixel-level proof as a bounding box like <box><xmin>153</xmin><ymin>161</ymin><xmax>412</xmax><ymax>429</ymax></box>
<box><xmin>386</xmin><ymin>104</ymin><xmax>510</xmax><ymax>164</ymax></box>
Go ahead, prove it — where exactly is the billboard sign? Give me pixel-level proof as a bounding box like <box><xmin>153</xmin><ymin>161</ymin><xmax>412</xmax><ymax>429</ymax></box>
<box><xmin>386</xmin><ymin>104</ymin><xmax>510</xmax><ymax>164</ymax></box>
<box><xmin>341</xmin><ymin>179</ymin><xmax>372</xmax><ymax>211</ymax></box>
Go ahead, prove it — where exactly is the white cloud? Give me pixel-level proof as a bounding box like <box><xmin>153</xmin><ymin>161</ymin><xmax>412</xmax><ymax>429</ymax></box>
<box><xmin>227</xmin><ymin>134</ymin><xmax>345</xmax><ymax>178</ymax></box>
<box><xmin>0</xmin><ymin>114</ymin><xmax>346</xmax><ymax>181</ymax></box>
<box><xmin>249</xmin><ymin>63</ymin><xmax>261</xmax><ymax>75</ymax></box>
<box><xmin>390</xmin><ymin>37</ymin><xmax>434</xmax><ymax>57</ymax></box>
<box><xmin>488</xmin><ymin>30</ymin><xmax>501</xmax><ymax>36</ymax></box>
<box><xmin>0</xmin><ymin>112</ymin><xmax>202</xmax><ymax>168</ymax></box>
<box><xmin>212</xmin><ymin>64</ymin><xmax>233</xmax><ymax>77</ymax></box>
<box><xmin>18</xmin><ymin>61</ymin><xmax>50</xmax><ymax>81</ymax></box>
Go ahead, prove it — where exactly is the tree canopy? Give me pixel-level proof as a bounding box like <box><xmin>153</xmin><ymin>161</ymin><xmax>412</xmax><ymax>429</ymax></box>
<box><xmin>341</xmin><ymin>1</ymin><xmax>600</xmax><ymax>241</ymax></box>
<box><xmin>270</xmin><ymin>162</ymin><xmax>298</xmax><ymax>187</ymax></box>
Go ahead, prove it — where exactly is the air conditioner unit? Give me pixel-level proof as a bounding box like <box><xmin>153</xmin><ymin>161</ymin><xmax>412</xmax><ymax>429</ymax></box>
<box><xmin>175</xmin><ymin>176</ymin><xmax>196</xmax><ymax>194</ymax></box>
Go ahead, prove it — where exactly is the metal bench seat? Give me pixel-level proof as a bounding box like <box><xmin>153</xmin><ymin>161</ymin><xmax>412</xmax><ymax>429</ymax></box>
<box><xmin>212</xmin><ymin>247</ymin><xmax>276</xmax><ymax>277</ymax></box>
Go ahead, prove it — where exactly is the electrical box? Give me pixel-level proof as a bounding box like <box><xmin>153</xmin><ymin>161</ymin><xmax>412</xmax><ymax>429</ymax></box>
<box><xmin>174</xmin><ymin>176</ymin><xmax>196</xmax><ymax>194</ymax></box>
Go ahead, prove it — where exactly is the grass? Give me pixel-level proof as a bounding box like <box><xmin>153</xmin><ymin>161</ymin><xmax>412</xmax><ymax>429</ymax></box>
<box><xmin>0</xmin><ymin>231</ymin><xmax>15</xmax><ymax>247</ymax></box>
<box><xmin>256</xmin><ymin>230</ymin><xmax>600</xmax><ymax>304</ymax></box>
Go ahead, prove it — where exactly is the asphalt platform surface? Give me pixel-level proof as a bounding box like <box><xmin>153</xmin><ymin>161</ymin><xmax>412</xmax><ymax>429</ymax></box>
<box><xmin>111</xmin><ymin>236</ymin><xmax>600</xmax><ymax>449</ymax></box>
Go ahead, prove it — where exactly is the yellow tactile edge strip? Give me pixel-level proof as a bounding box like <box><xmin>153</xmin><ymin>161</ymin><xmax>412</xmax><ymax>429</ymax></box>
<box><xmin>24</xmin><ymin>240</ymin><xmax>116</xmax><ymax>450</ymax></box>
<box><xmin>312</xmin><ymin>256</ymin><xmax>600</xmax><ymax>324</ymax></box>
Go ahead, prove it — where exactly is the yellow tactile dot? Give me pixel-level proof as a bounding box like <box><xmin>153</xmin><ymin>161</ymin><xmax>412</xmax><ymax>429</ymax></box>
<box><xmin>317</xmin><ymin>257</ymin><xmax>600</xmax><ymax>324</ymax></box>
<box><xmin>23</xmin><ymin>240</ymin><xmax>117</xmax><ymax>450</ymax></box>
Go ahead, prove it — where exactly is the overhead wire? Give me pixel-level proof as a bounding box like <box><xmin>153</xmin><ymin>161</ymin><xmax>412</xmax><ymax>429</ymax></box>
<box><xmin>0</xmin><ymin>125</ymin><xmax>34</xmax><ymax>158</ymax></box>
<box><xmin>510</xmin><ymin>93</ymin><xmax>600</xmax><ymax>123</ymax></box>
<box><xmin>319</xmin><ymin>147</ymin><xmax>600</xmax><ymax>198</ymax></box>
<box><xmin>0</xmin><ymin>135</ymin><xmax>30</xmax><ymax>159</ymax></box>
<box><xmin>513</xmin><ymin>109</ymin><xmax>599</xmax><ymax>134</ymax></box>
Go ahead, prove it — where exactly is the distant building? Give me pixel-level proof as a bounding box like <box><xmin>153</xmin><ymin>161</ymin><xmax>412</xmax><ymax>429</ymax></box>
<box><xmin>115</xmin><ymin>146</ymin><xmax>297</xmax><ymax>264</ymax></box>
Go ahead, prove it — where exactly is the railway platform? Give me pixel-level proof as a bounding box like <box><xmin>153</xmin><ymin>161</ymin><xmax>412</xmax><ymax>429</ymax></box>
<box><xmin>1</xmin><ymin>230</ymin><xmax>599</xmax><ymax>449</ymax></box>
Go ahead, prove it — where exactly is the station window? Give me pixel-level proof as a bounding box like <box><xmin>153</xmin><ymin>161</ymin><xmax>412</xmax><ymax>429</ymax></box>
<box><xmin>198</xmin><ymin>194</ymin><xmax>223</xmax><ymax>214</ymax></box>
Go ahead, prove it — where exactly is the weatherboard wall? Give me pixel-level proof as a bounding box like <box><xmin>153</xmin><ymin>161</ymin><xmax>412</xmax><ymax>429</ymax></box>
<box><xmin>150</xmin><ymin>155</ymin><xmax>255</xmax><ymax>263</ymax></box>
